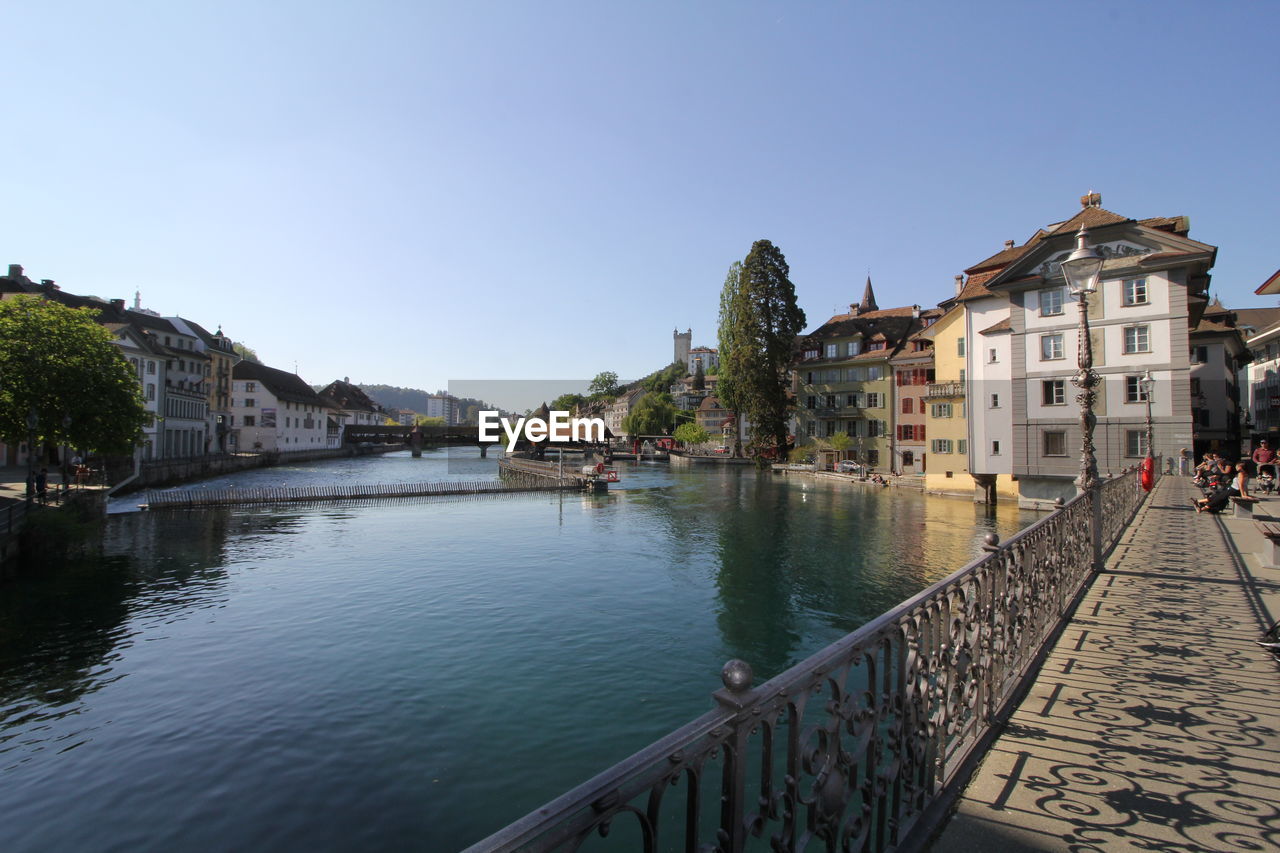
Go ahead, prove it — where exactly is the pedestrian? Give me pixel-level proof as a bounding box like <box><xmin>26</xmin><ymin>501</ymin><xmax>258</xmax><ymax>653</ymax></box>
<box><xmin>36</xmin><ymin>467</ymin><xmax>48</xmax><ymax>504</ymax></box>
<box><xmin>1252</xmin><ymin>440</ymin><xmax>1275</xmax><ymax>479</ymax></box>
<box><xmin>1179</xmin><ymin>447</ymin><xmax>1190</xmax><ymax>476</ymax></box>
<box><xmin>1237</xmin><ymin>459</ymin><xmax>1255</xmax><ymax>499</ymax></box>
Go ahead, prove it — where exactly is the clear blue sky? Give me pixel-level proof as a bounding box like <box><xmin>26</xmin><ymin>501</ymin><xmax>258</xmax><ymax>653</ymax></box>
<box><xmin>5</xmin><ymin>1</ymin><xmax>1277</xmax><ymax>411</ymax></box>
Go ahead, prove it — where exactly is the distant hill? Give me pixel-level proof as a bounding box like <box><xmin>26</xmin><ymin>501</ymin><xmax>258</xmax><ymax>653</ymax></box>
<box><xmin>357</xmin><ymin>384</ymin><xmax>511</xmax><ymax>424</ymax></box>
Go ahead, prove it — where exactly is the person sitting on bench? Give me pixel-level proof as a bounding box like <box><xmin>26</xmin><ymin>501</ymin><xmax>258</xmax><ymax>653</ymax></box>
<box><xmin>1193</xmin><ymin>460</ymin><xmax>1237</xmax><ymax>513</ymax></box>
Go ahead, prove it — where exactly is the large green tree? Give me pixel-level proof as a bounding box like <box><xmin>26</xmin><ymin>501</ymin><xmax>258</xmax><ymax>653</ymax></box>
<box><xmin>716</xmin><ymin>261</ymin><xmax>747</xmax><ymax>456</ymax></box>
<box><xmin>0</xmin><ymin>296</ymin><xmax>148</xmax><ymax>455</ymax></box>
<box><xmin>717</xmin><ymin>241</ymin><xmax>805</xmax><ymax>459</ymax></box>
<box><xmin>621</xmin><ymin>391</ymin><xmax>675</xmax><ymax>437</ymax></box>
<box><xmin>588</xmin><ymin>371</ymin><xmax>620</xmax><ymax>399</ymax></box>
<box><xmin>673</xmin><ymin>422</ymin><xmax>710</xmax><ymax>446</ymax></box>
<box><xmin>550</xmin><ymin>392</ymin><xmax>586</xmax><ymax>413</ymax></box>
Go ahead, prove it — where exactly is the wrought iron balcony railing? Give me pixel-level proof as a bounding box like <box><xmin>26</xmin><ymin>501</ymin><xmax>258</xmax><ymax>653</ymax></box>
<box><xmin>465</xmin><ymin>463</ymin><xmax>1157</xmax><ymax>853</ymax></box>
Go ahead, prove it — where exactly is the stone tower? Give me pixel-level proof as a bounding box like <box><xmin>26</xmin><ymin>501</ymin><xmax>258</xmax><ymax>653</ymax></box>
<box><xmin>674</xmin><ymin>328</ymin><xmax>692</xmax><ymax>368</ymax></box>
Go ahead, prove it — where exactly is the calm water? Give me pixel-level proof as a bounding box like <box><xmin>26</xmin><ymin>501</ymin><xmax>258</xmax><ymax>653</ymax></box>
<box><xmin>0</xmin><ymin>449</ymin><xmax>1038</xmax><ymax>851</ymax></box>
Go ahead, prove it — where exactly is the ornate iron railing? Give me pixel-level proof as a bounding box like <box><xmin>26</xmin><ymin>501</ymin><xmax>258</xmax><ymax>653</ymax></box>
<box><xmin>465</xmin><ymin>467</ymin><xmax>1157</xmax><ymax>853</ymax></box>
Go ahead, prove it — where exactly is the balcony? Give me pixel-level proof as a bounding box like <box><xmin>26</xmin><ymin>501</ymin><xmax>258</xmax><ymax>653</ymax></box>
<box><xmin>925</xmin><ymin>381</ymin><xmax>965</xmax><ymax>399</ymax></box>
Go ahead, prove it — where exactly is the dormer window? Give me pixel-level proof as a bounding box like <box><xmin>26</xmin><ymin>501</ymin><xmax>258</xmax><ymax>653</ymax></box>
<box><xmin>803</xmin><ymin>348</ymin><xmax>819</xmax><ymax>360</ymax></box>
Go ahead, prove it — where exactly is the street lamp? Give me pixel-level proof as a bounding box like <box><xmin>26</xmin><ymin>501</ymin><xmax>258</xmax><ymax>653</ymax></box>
<box><xmin>1139</xmin><ymin>371</ymin><xmax>1155</xmax><ymax>460</ymax></box>
<box><xmin>1061</xmin><ymin>225</ymin><xmax>1103</xmax><ymax>493</ymax></box>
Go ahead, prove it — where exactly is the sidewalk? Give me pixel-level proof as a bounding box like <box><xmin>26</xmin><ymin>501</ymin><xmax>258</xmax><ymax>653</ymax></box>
<box><xmin>934</xmin><ymin>476</ymin><xmax>1280</xmax><ymax>852</ymax></box>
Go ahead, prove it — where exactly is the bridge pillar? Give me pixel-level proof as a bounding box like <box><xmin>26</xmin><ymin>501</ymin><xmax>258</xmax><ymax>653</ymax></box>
<box><xmin>479</xmin><ymin>445</ymin><xmax>488</xmax><ymax>458</ymax></box>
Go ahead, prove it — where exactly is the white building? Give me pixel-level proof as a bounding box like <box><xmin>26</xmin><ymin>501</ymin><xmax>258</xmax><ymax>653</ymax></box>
<box><xmin>960</xmin><ymin>193</ymin><xmax>1213</xmax><ymax>507</ymax></box>
<box><xmin>231</xmin><ymin>361</ymin><xmax>333</xmax><ymax>452</ymax></box>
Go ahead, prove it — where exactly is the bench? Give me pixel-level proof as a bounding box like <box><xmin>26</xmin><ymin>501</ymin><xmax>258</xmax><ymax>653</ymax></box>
<box><xmin>1232</xmin><ymin>496</ymin><xmax>1261</xmax><ymax>519</ymax></box>
<box><xmin>1256</xmin><ymin>521</ymin><xmax>1280</xmax><ymax>568</ymax></box>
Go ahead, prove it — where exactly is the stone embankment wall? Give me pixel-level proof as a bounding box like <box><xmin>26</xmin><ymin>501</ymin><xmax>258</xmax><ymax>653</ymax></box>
<box><xmin>121</xmin><ymin>444</ymin><xmax>403</xmax><ymax>492</ymax></box>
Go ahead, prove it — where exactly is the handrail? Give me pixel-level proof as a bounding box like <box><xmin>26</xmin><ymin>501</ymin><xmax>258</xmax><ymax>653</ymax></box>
<box><xmin>465</xmin><ymin>463</ymin><xmax>1157</xmax><ymax>852</ymax></box>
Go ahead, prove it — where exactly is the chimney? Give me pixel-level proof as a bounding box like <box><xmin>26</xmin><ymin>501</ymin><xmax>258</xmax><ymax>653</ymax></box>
<box><xmin>954</xmin><ymin>274</ymin><xmax>964</xmax><ymax>297</ymax></box>
<box><xmin>110</xmin><ymin>298</ymin><xmax>125</xmax><ymax>312</ymax></box>
<box><xmin>1003</xmin><ymin>240</ymin><xmax>1015</xmax><ymax>250</ymax></box>
<box><xmin>40</xmin><ymin>279</ymin><xmax>58</xmax><ymax>290</ymax></box>
<box><xmin>1080</xmin><ymin>190</ymin><xmax>1102</xmax><ymax>209</ymax></box>
<box><xmin>8</xmin><ymin>264</ymin><xmax>22</xmax><ymax>278</ymax></box>
<box><xmin>912</xmin><ymin>304</ymin><xmax>920</xmax><ymax>319</ymax></box>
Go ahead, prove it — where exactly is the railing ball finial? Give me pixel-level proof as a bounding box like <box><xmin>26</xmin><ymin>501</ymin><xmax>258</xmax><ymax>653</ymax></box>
<box><xmin>982</xmin><ymin>532</ymin><xmax>1000</xmax><ymax>552</ymax></box>
<box><xmin>721</xmin><ymin>659</ymin><xmax>753</xmax><ymax>693</ymax></box>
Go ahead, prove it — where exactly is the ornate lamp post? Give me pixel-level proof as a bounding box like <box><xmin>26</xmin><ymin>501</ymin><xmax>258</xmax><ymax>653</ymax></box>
<box><xmin>1061</xmin><ymin>225</ymin><xmax>1104</xmax><ymax>493</ymax></box>
<box><xmin>1139</xmin><ymin>371</ymin><xmax>1155</xmax><ymax>460</ymax></box>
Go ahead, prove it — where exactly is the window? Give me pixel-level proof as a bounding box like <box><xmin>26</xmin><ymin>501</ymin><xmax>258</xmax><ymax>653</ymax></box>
<box><xmin>244</xmin><ymin>415</ymin><xmax>256</xmax><ymax>427</ymax></box>
<box><xmin>846</xmin><ymin>341</ymin><xmax>861</xmax><ymax>356</ymax></box>
<box><xmin>825</xmin><ymin>395</ymin><xmax>836</xmax><ymax>409</ymax></box>
<box><xmin>1125</xmin><ymin>375</ymin><xmax>1150</xmax><ymax>403</ymax></box>
<box><xmin>865</xmin><ymin>392</ymin><xmax>883</xmax><ymax>408</ymax></box>
<box><xmin>1042</xmin><ymin>380</ymin><xmax>1066</xmax><ymax>406</ymax></box>
<box><xmin>806</xmin><ymin>422</ymin><xmax>815</xmax><ymax>437</ymax></box>
<box><xmin>1123</xmin><ymin>278</ymin><xmax>1148</xmax><ymax>306</ymax></box>
<box><xmin>245</xmin><ymin>398</ymin><xmax>256</xmax><ymax>408</ymax></box>
<box><xmin>1190</xmin><ymin>346</ymin><xmax>1208</xmax><ymax>364</ymax></box>
<box><xmin>931</xmin><ymin>439</ymin><xmax>953</xmax><ymax>454</ymax></box>
<box><xmin>902</xmin><ymin>451</ymin><xmax>914</xmax><ymax>466</ymax></box>
<box><xmin>1125</xmin><ymin>430</ymin><xmax>1148</xmax><ymax>457</ymax></box>
<box><xmin>1199</xmin><ymin>409</ymin><xmax>1211</xmax><ymax>427</ymax></box>
<box><xmin>898</xmin><ymin>424</ymin><xmax>915</xmax><ymax>441</ymax></box>
<box><xmin>866</xmin><ymin>450</ymin><xmax>879</xmax><ymax>466</ymax></box>
<box><xmin>803</xmin><ymin>348</ymin><xmax>819</xmax><ymax>360</ymax></box>
<box><xmin>825</xmin><ymin>344</ymin><xmax>837</xmax><ymax>358</ymax></box>
<box><xmin>958</xmin><ymin>439</ymin><xmax>967</xmax><ymax>454</ymax></box>
<box><xmin>846</xmin><ymin>393</ymin><xmax>859</xmax><ymax>407</ymax></box>
<box><xmin>931</xmin><ymin>403</ymin><xmax>953</xmax><ymax>418</ymax></box>
<box><xmin>867</xmin><ymin>366</ymin><xmax>884</xmax><ymax>380</ymax></box>
<box><xmin>1041</xmin><ymin>333</ymin><xmax>1064</xmax><ymax>360</ymax></box>
<box><xmin>245</xmin><ymin>382</ymin><xmax>256</xmax><ymax>392</ymax></box>
<box><xmin>867</xmin><ymin>420</ymin><xmax>885</xmax><ymax>438</ymax></box>
<box><xmin>902</xmin><ymin>397</ymin><xmax>914</xmax><ymax>414</ymax></box>
<box><xmin>1040</xmin><ymin>287</ymin><xmax>1065</xmax><ymax>316</ymax></box>
<box><xmin>1044</xmin><ymin>431</ymin><xmax>1067</xmax><ymax>456</ymax></box>
<box><xmin>957</xmin><ymin>337</ymin><xmax>966</xmax><ymax>357</ymax></box>
<box><xmin>1190</xmin><ymin>378</ymin><xmax>1201</xmax><ymax>396</ymax></box>
<box><xmin>991</xmin><ymin>440</ymin><xmax>1001</xmax><ymax>455</ymax></box>
<box><xmin>824</xmin><ymin>421</ymin><xmax>837</xmax><ymax>437</ymax></box>
<box><xmin>988</xmin><ymin>348</ymin><xmax>998</xmax><ymax>363</ymax></box>
<box><xmin>1123</xmin><ymin>325</ymin><xmax>1151</xmax><ymax>354</ymax></box>
<box><xmin>147</xmin><ymin>361</ymin><xmax>156</xmax><ymax>374</ymax></box>
<box><xmin>990</xmin><ymin>393</ymin><xmax>1000</xmax><ymax>408</ymax></box>
<box><xmin>146</xmin><ymin>383</ymin><xmax>155</xmax><ymax>401</ymax></box>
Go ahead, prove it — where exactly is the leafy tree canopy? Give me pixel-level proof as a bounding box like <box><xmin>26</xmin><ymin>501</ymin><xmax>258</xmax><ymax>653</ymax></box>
<box><xmin>550</xmin><ymin>392</ymin><xmax>586</xmax><ymax>413</ymax></box>
<box><xmin>621</xmin><ymin>391</ymin><xmax>675</xmax><ymax>437</ymax></box>
<box><xmin>415</xmin><ymin>415</ymin><xmax>445</xmax><ymax>427</ymax></box>
<box><xmin>0</xmin><ymin>296</ymin><xmax>148</xmax><ymax>455</ymax></box>
<box><xmin>673</xmin><ymin>422</ymin><xmax>710</xmax><ymax>446</ymax></box>
<box><xmin>588</xmin><ymin>371</ymin><xmax>620</xmax><ymax>398</ymax></box>
<box><xmin>232</xmin><ymin>341</ymin><xmax>261</xmax><ymax>363</ymax></box>
<box><xmin>641</xmin><ymin>361</ymin><xmax>686</xmax><ymax>394</ymax></box>
<box><xmin>716</xmin><ymin>242</ymin><xmax>805</xmax><ymax>459</ymax></box>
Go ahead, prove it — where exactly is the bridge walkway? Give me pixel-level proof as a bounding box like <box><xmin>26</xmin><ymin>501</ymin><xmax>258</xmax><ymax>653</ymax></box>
<box><xmin>934</xmin><ymin>475</ymin><xmax>1280</xmax><ymax>851</ymax></box>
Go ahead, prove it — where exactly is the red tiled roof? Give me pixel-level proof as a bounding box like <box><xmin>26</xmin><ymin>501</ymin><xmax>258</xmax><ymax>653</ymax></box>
<box><xmin>1045</xmin><ymin>205</ymin><xmax>1132</xmax><ymax>236</ymax></box>
<box><xmin>955</xmin><ymin>270</ymin><xmax>999</xmax><ymax>302</ymax></box>
<box><xmin>979</xmin><ymin>318</ymin><xmax>1012</xmax><ymax>335</ymax></box>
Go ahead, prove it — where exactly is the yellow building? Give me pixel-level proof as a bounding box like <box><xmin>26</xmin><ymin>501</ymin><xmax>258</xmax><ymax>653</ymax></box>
<box><xmin>919</xmin><ymin>294</ymin><xmax>1018</xmax><ymax>501</ymax></box>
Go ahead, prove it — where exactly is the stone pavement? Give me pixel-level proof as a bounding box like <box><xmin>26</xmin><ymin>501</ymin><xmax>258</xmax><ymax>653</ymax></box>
<box><xmin>934</xmin><ymin>475</ymin><xmax>1280</xmax><ymax>852</ymax></box>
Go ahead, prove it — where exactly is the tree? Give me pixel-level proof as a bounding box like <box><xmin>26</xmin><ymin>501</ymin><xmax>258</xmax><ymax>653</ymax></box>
<box><xmin>674</xmin><ymin>422</ymin><xmax>710</xmax><ymax>446</ymax></box>
<box><xmin>232</xmin><ymin>341</ymin><xmax>261</xmax><ymax>363</ymax></box>
<box><xmin>717</xmin><ymin>241</ymin><xmax>806</xmax><ymax>460</ymax></box>
<box><xmin>550</xmin><ymin>392</ymin><xmax>586</xmax><ymax>413</ymax></box>
<box><xmin>717</xmin><ymin>261</ymin><xmax>747</xmax><ymax>457</ymax></box>
<box><xmin>414</xmin><ymin>415</ymin><xmax>445</xmax><ymax>427</ymax></box>
<box><xmin>0</xmin><ymin>296</ymin><xmax>148</xmax><ymax>456</ymax></box>
<box><xmin>621</xmin><ymin>391</ymin><xmax>675</xmax><ymax>437</ymax></box>
<box><xmin>829</xmin><ymin>433</ymin><xmax>851</xmax><ymax>453</ymax></box>
<box><xmin>588</xmin><ymin>371</ymin><xmax>620</xmax><ymax>399</ymax></box>
<box><xmin>692</xmin><ymin>360</ymin><xmax>705</xmax><ymax>391</ymax></box>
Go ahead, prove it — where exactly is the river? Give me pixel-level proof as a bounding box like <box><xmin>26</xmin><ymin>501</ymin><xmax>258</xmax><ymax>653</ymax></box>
<box><xmin>0</xmin><ymin>449</ymin><xmax>1039</xmax><ymax>851</ymax></box>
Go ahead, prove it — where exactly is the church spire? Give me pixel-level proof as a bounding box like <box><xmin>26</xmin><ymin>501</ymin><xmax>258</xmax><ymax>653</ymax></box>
<box><xmin>858</xmin><ymin>275</ymin><xmax>878</xmax><ymax>313</ymax></box>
